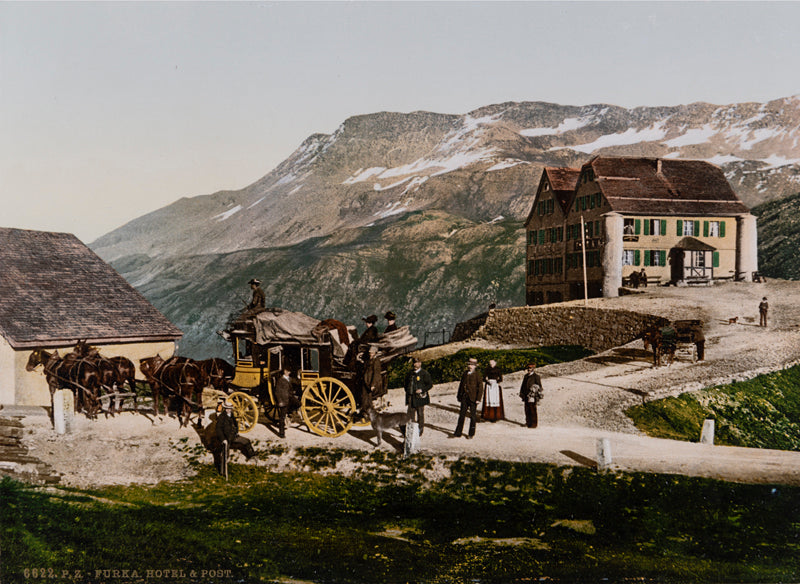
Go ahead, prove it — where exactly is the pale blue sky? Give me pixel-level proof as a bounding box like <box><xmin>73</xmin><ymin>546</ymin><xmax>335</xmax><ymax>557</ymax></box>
<box><xmin>1</xmin><ymin>1</ymin><xmax>798</xmax><ymax>243</ymax></box>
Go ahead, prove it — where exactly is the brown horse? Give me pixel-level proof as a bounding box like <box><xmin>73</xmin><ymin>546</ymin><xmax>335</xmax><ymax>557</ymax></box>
<box><xmin>196</xmin><ymin>358</ymin><xmax>235</xmax><ymax>392</ymax></box>
<box><xmin>640</xmin><ymin>326</ymin><xmax>676</xmax><ymax>367</ymax></box>
<box><xmin>72</xmin><ymin>341</ymin><xmax>139</xmax><ymax>415</ymax></box>
<box><xmin>26</xmin><ymin>348</ymin><xmax>103</xmax><ymax>418</ymax></box>
<box><xmin>139</xmin><ymin>355</ymin><xmax>204</xmax><ymax>426</ymax></box>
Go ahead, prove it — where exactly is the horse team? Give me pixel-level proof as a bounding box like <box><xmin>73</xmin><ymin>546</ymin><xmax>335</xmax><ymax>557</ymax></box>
<box><xmin>26</xmin><ymin>340</ymin><xmax>234</xmax><ymax>426</ymax></box>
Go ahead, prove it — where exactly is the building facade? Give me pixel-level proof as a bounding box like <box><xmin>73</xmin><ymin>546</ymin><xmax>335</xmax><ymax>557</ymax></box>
<box><xmin>525</xmin><ymin>157</ymin><xmax>758</xmax><ymax>305</ymax></box>
<box><xmin>0</xmin><ymin>228</ymin><xmax>183</xmax><ymax>406</ymax></box>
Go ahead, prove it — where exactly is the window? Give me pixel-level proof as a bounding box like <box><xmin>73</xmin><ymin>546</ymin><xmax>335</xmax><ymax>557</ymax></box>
<box><xmin>705</xmin><ymin>220</ymin><xmax>725</xmax><ymax>237</ymax></box>
<box><xmin>678</xmin><ymin>219</ymin><xmax>700</xmax><ymax>236</ymax></box>
<box><xmin>647</xmin><ymin>219</ymin><xmax>665</xmax><ymax>236</ymax></box>
<box><xmin>622</xmin><ymin>250</ymin><xmax>636</xmax><ymax>265</ymax></box>
<box><xmin>623</xmin><ymin>219</ymin><xmax>635</xmax><ymax>235</ymax></box>
<box><xmin>644</xmin><ymin>250</ymin><xmax>667</xmax><ymax>266</ymax></box>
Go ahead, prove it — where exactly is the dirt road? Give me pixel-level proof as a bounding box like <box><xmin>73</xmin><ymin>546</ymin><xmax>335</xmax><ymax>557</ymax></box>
<box><xmin>10</xmin><ymin>279</ymin><xmax>800</xmax><ymax>488</ymax></box>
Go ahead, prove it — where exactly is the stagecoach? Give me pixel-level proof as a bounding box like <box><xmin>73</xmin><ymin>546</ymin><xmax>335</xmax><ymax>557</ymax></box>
<box><xmin>219</xmin><ymin>308</ymin><xmax>417</xmax><ymax>437</ymax></box>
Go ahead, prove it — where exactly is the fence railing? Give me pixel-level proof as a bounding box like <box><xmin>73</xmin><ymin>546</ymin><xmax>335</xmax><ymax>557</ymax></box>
<box><xmin>422</xmin><ymin>329</ymin><xmax>450</xmax><ymax>347</ymax></box>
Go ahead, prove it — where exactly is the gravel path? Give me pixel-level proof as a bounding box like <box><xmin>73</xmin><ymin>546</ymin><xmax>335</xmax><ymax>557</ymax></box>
<box><xmin>12</xmin><ymin>279</ymin><xmax>800</xmax><ymax>488</ymax></box>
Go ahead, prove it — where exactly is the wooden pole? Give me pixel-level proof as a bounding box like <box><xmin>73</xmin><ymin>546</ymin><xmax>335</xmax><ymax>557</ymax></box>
<box><xmin>580</xmin><ymin>215</ymin><xmax>588</xmax><ymax>305</ymax></box>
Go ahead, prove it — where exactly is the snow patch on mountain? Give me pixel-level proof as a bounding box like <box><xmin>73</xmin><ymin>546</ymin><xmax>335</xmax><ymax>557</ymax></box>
<box><xmin>762</xmin><ymin>154</ymin><xmax>800</xmax><ymax>169</ymax></box>
<box><xmin>520</xmin><ymin>115</ymin><xmax>594</xmax><ymax>137</ymax></box>
<box><xmin>214</xmin><ymin>205</ymin><xmax>242</xmax><ymax>221</ymax></box>
<box><xmin>663</xmin><ymin>124</ymin><xmax>717</xmax><ymax>147</ymax></box>
<box><xmin>488</xmin><ymin>159</ymin><xmax>529</xmax><ymax>172</ymax></box>
<box><xmin>554</xmin><ymin>122</ymin><xmax>669</xmax><ymax>154</ymax></box>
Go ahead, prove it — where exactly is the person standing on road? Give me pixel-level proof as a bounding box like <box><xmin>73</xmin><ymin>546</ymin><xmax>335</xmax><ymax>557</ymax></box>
<box><xmin>453</xmin><ymin>358</ymin><xmax>483</xmax><ymax>439</ymax></box>
<box><xmin>405</xmin><ymin>358</ymin><xmax>432</xmax><ymax>436</ymax></box>
<box><xmin>273</xmin><ymin>367</ymin><xmax>293</xmax><ymax>439</ymax></box>
<box><xmin>481</xmin><ymin>359</ymin><xmax>505</xmax><ymax>422</ymax></box>
<box><xmin>759</xmin><ymin>297</ymin><xmax>769</xmax><ymax>327</ymax></box>
<box><xmin>519</xmin><ymin>363</ymin><xmax>544</xmax><ymax>429</ymax></box>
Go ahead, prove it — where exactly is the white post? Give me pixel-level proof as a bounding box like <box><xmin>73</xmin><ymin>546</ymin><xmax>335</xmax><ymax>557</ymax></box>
<box><xmin>53</xmin><ymin>389</ymin><xmax>74</xmax><ymax>435</ymax></box>
<box><xmin>700</xmin><ymin>419</ymin><xmax>715</xmax><ymax>445</ymax></box>
<box><xmin>596</xmin><ymin>437</ymin><xmax>612</xmax><ymax>471</ymax></box>
<box><xmin>404</xmin><ymin>421</ymin><xmax>420</xmax><ymax>458</ymax></box>
<box><xmin>580</xmin><ymin>215</ymin><xmax>588</xmax><ymax>305</ymax></box>
<box><xmin>736</xmin><ymin>214</ymin><xmax>758</xmax><ymax>282</ymax></box>
<box><xmin>603</xmin><ymin>212</ymin><xmax>624</xmax><ymax>297</ymax></box>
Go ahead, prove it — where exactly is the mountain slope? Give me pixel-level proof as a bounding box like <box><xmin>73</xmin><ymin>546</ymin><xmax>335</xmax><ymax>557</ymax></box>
<box><xmin>91</xmin><ymin>96</ymin><xmax>800</xmax><ymax>357</ymax></box>
<box><xmin>753</xmin><ymin>191</ymin><xmax>800</xmax><ymax>280</ymax></box>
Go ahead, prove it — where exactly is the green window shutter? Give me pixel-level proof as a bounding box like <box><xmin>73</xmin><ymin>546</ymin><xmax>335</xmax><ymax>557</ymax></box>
<box><xmin>643</xmin><ymin>220</ymin><xmax>650</xmax><ymax>236</ymax></box>
<box><xmin>676</xmin><ymin>219</ymin><xmax>683</xmax><ymax>236</ymax></box>
<box><xmin>661</xmin><ymin>219</ymin><xmax>667</xmax><ymax>235</ymax></box>
<box><xmin>574</xmin><ymin>199</ymin><xmax>579</xmax><ymax>212</ymax></box>
<box><xmin>720</xmin><ymin>221</ymin><xmax>726</xmax><ymax>237</ymax></box>
<box><xmin>694</xmin><ymin>220</ymin><xmax>700</xmax><ymax>235</ymax></box>
<box><xmin>660</xmin><ymin>250</ymin><xmax>666</xmax><ymax>266</ymax></box>
<box><xmin>539</xmin><ymin>230</ymin><xmax>545</xmax><ymax>245</ymax></box>
<box><xmin>635</xmin><ymin>219</ymin><xmax>641</xmax><ymax>235</ymax></box>
<box><xmin>703</xmin><ymin>221</ymin><xmax>709</xmax><ymax>237</ymax></box>
<box><xmin>557</xmin><ymin>227</ymin><xmax>563</xmax><ymax>241</ymax></box>
<box><xmin>590</xmin><ymin>196</ymin><xmax>595</xmax><ymax>209</ymax></box>
<box><xmin>581</xmin><ymin>197</ymin><xmax>587</xmax><ymax>211</ymax></box>
<box><xmin>634</xmin><ymin>250</ymin><xmax>641</xmax><ymax>266</ymax></box>
<box><xmin>644</xmin><ymin>250</ymin><xmax>651</xmax><ymax>266</ymax></box>
<box><xmin>712</xmin><ymin>251</ymin><xmax>719</xmax><ymax>268</ymax></box>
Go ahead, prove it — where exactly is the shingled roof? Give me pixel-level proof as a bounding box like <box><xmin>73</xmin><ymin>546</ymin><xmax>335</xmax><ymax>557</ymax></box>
<box><xmin>585</xmin><ymin>157</ymin><xmax>750</xmax><ymax>216</ymax></box>
<box><xmin>544</xmin><ymin>167</ymin><xmax>581</xmax><ymax>214</ymax></box>
<box><xmin>0</xmin><ymin>227</ymin><xmax>182</xmax><ymax>349</ymax></box>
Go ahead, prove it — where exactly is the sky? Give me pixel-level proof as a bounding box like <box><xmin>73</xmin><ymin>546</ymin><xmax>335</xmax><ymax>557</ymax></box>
<box><xmin>2</xmin><ymin>1</ymin><xmax>799</xmax><ymax>244</ymax></box>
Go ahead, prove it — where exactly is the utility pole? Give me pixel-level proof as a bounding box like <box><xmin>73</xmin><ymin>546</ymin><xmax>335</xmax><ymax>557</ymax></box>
<box><xmin>580</xmin><ymin>215</ymin><xmax>588</xmax><ymax>305</ymax></box>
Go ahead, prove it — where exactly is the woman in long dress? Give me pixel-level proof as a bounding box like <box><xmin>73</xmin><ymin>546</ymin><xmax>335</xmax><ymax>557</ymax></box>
<box><xmin>481</xmin><ymin>359</ymin><xmax>505</xmax><ymax>422</ymax></box>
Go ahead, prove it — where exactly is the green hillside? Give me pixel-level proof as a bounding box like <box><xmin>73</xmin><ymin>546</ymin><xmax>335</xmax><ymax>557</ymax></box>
<box><xmin>753</xmin><ymin>191</ymin><xmax>800</xmax><ymax>280</ymax></box>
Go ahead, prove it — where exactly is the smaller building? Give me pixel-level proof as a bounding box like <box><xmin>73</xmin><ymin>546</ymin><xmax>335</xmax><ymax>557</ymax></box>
<box><xmin>0</xmin><ymin>227</ymin><xmax>183</xmax><ymax>406</ymax></box>
<box><xmin>525</xmin><ymin>157</ymin><xmax>758</xmax><ymax>305</ymax></box>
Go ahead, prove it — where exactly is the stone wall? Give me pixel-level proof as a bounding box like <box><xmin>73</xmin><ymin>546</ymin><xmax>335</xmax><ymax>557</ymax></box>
<box><xmin>472</xmin><ymin>305</ymin><xmax>669</xmax><ymax>353</ymax></box>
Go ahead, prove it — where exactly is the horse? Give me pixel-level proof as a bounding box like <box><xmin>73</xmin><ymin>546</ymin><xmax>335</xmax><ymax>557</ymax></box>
<box><xmin>72</xmin><ymin>341</ymin><xmax>137</xmax><ymax>415</ymax></box>
<box><xmin>26</xmin><ymin>348</ymin><xmax>103</xmax><ymax>418</ymax></box>
<box><xmin>139</xmin><ymin>355</ymin><xmax>204</xmax><ymax>426</ymax></box>
<box><xmin>196</xmin><ymin>358</ymin><xmax>235</xmax><ymax>392</ymax></box>
<box><xmin>640</xmin><ymin>326</ymin><xmax>676</xmax><ymax>367</ymax></box>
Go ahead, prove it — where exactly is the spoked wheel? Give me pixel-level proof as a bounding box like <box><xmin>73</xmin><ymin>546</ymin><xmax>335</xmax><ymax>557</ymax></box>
<box><xmin>229</xmin><ymin>391</ymin><xmax>258</xmax><ymax>433</ymax></box>
<box><xmin>261</xmin><ymin>400</ymin><xmax>281</xmax><ymax>424</ymax></box>
<box><xmin>301</xmin><ymin>377</ymin><xmax>356</xmax><ymax>438</ymax></box>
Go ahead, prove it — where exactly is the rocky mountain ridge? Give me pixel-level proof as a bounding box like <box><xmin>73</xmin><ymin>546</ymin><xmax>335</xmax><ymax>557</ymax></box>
<box><xmin>89</xmin><ymin>96</ymin><xmax>800</xmax><ymax>358</ymax></box>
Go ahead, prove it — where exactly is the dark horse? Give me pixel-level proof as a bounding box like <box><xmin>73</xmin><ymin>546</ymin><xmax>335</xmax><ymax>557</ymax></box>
<box><xmin>640</xmin><ymin>326</ymin><xmax>677</xmax><ymax>367</ymax></box>
<box><xmin>139</xmin><ymin>355</ymin><xmax>204</xmax><ymax>426</ymax></box>
<box><xmin>196</xmin><ymin>358</ymin><xmax>235</xmax><ymax>393</ymax></box>
<box><xmin>72</xmin><ymin>341</ymin><xmax>138</xmax><ymax>415</ymax></box>
<box><xmin>26</xmin><ymin>348</ymin><xmax>102</xmax><ymax>418</ymax></box>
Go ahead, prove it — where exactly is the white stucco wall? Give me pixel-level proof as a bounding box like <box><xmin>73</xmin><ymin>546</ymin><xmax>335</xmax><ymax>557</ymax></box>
<box><xmin>1</xmin><ymin>339</ymin><xmax>177</xmax><ymax>407</ymax></box>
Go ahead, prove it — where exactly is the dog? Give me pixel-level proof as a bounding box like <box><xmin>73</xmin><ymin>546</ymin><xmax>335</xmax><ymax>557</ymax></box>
<box><xmin>364</xmin><ymin>400</ymin><xmax>410</xmax><ymax>447</ymax></box>
<box><xmin>727</xmin><ymin>317</ymin><xmax>739</xmax><ymax>325</ymax></box>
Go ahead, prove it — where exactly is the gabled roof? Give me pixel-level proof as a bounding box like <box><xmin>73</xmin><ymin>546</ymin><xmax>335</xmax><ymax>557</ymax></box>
<box><xmin>0</xmin><ymin>227</ymin><xmax>182</xmax><ymax>349</ymax></box>
<box><xmin>525</xmin><ymin>167</ymin><xmax>580</xmax><ymax>226</ymax></box>
<box><xmin>673</xmin><ymin>237</ymin><xmax>716</xmax><ymax>251</ymax></box>
<box><xmin>585</xmin><ymin>157</ymin><xmax>750</xmax><ymax>216</ymax></box>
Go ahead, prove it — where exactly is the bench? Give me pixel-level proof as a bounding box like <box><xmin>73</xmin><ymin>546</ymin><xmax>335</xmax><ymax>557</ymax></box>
<box><xmin>622</xmin><ymin>275</ymin><xmax>662</xmax><ymax>288</ymax></box>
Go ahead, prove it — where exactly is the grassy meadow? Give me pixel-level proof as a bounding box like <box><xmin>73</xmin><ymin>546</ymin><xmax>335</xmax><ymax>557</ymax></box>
<box><xmin>4</xmin><ymin>349</ymin><xmax>800</xmax><ymax>583</ymax></box>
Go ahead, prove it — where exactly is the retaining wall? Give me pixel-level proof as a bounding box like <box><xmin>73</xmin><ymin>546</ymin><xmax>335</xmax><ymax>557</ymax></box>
<box><xmin>472</xmin><ymin>306</ymin><xmax>669</xmax><ymax>353</ymax></box>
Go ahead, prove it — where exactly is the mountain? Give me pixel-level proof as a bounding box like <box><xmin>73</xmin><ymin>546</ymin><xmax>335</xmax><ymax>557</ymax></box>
<box><xmin>753</xmin><ymin>191</ymin><xmax>800</xmax><ymax>281</ymax></box>
<box><xmin>91</xmin><ymin>97</ymin><xmax>800</xmax><ymax>358</ymax></box>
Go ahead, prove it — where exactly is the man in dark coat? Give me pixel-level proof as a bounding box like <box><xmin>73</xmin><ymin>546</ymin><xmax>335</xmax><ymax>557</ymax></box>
<box><xmin>759</xmin><ymin>297</ymin><xmax>769</xmax><ymax>327</ymax></box>
<box><xmin>453</xmin><ymin>358</ymin><xmax>483</xmax><ymax>438</ymax></box>
<box><xmin>519</xmin><ymin>363</ymin><xmax>543</xmax><ymax>428</ymax></box>
<box><xmin>358</xmin><ymin>314</ymin><xmax>380</xmax><ymax>344</ymax></box>
<box><xmin>362</xmin><ymin>345</ymin><xmax>385</xmax><ymax>403</ymax></box>
<box><xmin>273</xmin><ymin>367</ymin><xmax>293</xmax><ymax>438</ymax></box>
<box><xmin>383</xmin><ymin>311</ymin><xmax>398</xmax><ymax>333</ymax></box>
<box><xmin>691</xmin><ymin>322</ymin><xmax>706</xmax><ymax>361</ymax></box>
<box><xmin>405</xmin><ymin>358</ymin><xmax>432</xmax><ymax>435</ymax></box>
<box><xmin>215</xmin><ymin>400</ymin><xmax>256</xmax><ymax>473</ymax></box>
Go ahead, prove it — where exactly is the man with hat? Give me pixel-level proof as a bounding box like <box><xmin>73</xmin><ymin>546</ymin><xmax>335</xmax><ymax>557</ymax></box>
<box><xmin>383</xmin><ymin>311</ymin><xmax>398</xmax><ymax>333</ymax></box>
<box><xmin>215</xmin><ymin>399</ymin><xmax>257</xmax><ymax>473</ymax></box>
<box><xmin>247</xmin><ymin>278</ymin><xmax>266</xmax><ymax>313</ymax></box>
<box><xmin>361</xmin><ymin>344</ymin><xmax>385</xmax><ymax>406</ymax></box>
<box><xmin>405</xmin><ymin>358</ymin><xmax>432</xmax><ymax>435</ymax></box>
<box><xmin>272</xmin><ymin>366</ymin><xmax>294</xmax><ymax>439</ymax></box>
<box><xmin>519</xmin><ymin>363</ymin><xmax>544</xmax><ymax>428</ymax></box>
<box><xmin>453</xmin><ymin>357</ymin><xmax>483</xmax><ymax>439</ymax></box>
<box><xmin>759</xmin><ymin>296</ymin><xmax>769</xmax><ymax>327</ymax></box>
<box><xmin>358</xmin><ymin>314</ymin><xmax>380</xmax><ymax>345</ymax></box>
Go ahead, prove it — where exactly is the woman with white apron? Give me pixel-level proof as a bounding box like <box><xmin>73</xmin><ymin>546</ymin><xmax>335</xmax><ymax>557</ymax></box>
<box><xmin>481</xmin><ymin>359</ymin><xmax>505</xmax><ymax>422</ymax></box>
